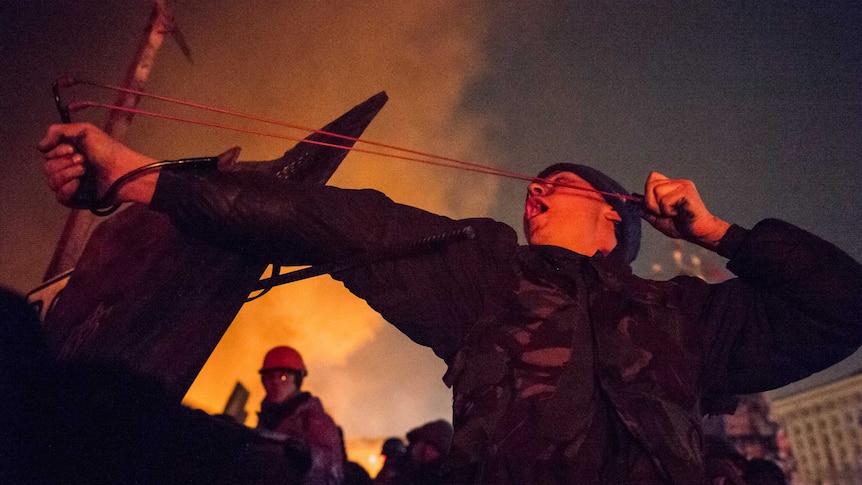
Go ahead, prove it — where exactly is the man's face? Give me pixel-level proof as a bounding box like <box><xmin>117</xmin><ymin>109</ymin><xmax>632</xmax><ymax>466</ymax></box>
<box><xmin>410</xmin><ymin>441</ymin><xmax>442</xmax><ymax>465</ymax></box>
<box><xmin>524</xmin><ymin>171</ymin><xmax>621</xmax><ymax>252</ymax></box>
<box><xmin>260</xmin><ymin>369</ymin><xmax>298</xmax><ymax>404</ymax></box>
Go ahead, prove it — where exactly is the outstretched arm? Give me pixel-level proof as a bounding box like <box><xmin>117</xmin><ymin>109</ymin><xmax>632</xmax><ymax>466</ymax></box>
<box><xmin>38</xmin><ymin>123</ymin><xmax>159</xmax><ymax>206</ymax></box>
<box><xmin>640</xmin><ymin>171</ymin><xmax>731</xmax><ymax>251</ymax></box>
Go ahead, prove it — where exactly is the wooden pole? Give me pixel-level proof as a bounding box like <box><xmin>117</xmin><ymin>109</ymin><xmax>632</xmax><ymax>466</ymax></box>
<box><xmin>43</xmin><ymin>0</ymin><xmax>189</xmax><ymax>280</ymax></box>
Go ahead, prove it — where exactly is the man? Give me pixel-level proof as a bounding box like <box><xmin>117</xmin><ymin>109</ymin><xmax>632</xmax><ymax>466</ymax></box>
<box><xmin>256</xmin><ymin>345</ymin><xmax>344</xmax><ymax>484</ymax></box>
<box><xmin>375</xmin><ymin>420</ymin><xmax>454</xmax><ymax>485</ymax></box>
<box><xmin>40</xmin><ymin>123</ymin><xmax>862</xmax><ymax>483</ymax></box>
<box><xmin>373</xmin><ymin>438</ymin><xmax>407</xmax><ymax>484</ymax></box>
<box><xmin>402</xmin><ymin>420</ymin><xmax>454</xmax><ymax>484</ymax></box>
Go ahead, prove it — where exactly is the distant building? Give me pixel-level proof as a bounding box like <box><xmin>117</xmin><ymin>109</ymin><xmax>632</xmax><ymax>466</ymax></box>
<box><xmin>769</xmin><ymin>372</ymin><xmax>862</xmax><ymax>484</ymax></box>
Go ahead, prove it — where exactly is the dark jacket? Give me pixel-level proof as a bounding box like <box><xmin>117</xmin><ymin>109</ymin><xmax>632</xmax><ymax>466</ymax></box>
<box><xmin>257</xmin><ymin>392</ymin><xmax>344</xmax><ymax>485</ymax></box>
<box><xmin>152</xmin><ymin>169</ymin><xmax>862</xmax><ymax>484</ymax></box>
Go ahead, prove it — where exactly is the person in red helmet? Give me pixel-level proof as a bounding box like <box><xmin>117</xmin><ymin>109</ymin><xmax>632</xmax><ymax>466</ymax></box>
<box><xmin>257</xmin><ymin>346</ymin><xmax>343</xmax><ymax>485</ymax></box>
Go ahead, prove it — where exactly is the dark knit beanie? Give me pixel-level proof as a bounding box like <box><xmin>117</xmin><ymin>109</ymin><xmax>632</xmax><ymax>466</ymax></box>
<box><xmin>535</xmin><ymin>163</ymin><xmax>641</xmax><ymax>265</ymax></box>
<box><xmin>406</xmin><ymin>419</ymin><xmax>454</xmax><ymax>455</ymax></box>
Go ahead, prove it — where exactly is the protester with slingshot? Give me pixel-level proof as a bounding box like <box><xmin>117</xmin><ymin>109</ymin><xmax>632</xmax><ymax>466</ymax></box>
<box><xmin>40</xmin><ymin>121</ymin><xmax>862</xmax><ymax>483</ymax></box>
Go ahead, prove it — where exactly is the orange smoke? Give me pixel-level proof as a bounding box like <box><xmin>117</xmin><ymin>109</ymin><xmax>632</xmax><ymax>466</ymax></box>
<box><xmin>168</xmin><ymin>1</ymin><xmax>499</xmax><ymax>463</ymax></box>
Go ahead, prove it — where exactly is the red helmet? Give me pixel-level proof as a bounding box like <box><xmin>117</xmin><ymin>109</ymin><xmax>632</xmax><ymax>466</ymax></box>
<box><xmin>259</xmin><ymin>346</ymin><xmax>307</xmax><ymax>376</ymax></box>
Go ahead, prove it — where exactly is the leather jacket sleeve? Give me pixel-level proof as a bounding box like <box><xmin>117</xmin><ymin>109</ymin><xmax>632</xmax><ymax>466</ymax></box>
<box><xmin>150</xmin><ymin>168</ymin><xmax>521</xmax><ymax>362</ymax></box>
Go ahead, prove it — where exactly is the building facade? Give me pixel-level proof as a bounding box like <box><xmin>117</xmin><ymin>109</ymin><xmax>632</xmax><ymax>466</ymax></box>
<box><xmin>770</xmin><ymin>372</ymin><xmax>862</xmax><ymax>484</ymax></box>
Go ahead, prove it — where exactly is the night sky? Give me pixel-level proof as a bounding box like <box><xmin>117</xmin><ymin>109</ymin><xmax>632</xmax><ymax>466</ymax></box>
<box><xmin>2</xmin><ymin>0</ymin><xmax>860</xmax><ymax>449</ymax></box>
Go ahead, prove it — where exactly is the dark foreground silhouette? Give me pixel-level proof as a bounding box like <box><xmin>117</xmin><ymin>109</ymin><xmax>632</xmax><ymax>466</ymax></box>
<box><xmin>1</xmin><ymin>287</ymin><xmax>311</xmax><ymax>485</ymax></box>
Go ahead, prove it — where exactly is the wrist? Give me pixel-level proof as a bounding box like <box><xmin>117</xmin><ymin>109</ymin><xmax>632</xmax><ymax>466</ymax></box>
<box><xmin>696</xmin><ymin>217</ymin><xmax>731</xmax><ymax>251</ymax></box>
<box><xmin>116</xmin><ymin>170</ymin><xmax>159</xmax><ymax>205</ymax></box>
<box><xmin>111</xmin><ymin>153</ymin><xmax>160</xmax><ymax>204</ymax></box>
<box><xmin>113</xmin><ymin>155</ymin><xmax>219</xmax><ymax>206</ymax></box>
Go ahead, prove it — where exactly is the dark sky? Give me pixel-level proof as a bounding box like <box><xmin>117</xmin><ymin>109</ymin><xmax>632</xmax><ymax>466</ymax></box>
<box><xmin>2</xmin><ymin>0</ymin><xmax>860</xmax><ymax>444</ymax></box>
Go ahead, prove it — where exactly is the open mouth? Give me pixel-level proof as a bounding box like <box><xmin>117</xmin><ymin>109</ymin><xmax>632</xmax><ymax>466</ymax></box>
<box><xmin>525</xmin><ymin>196</ymin><xmax>549</xmax><ymax>220</ymax></box>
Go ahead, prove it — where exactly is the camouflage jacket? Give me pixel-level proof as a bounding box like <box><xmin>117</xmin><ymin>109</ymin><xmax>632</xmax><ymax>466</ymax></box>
<box><xmin>153</xmin><ymin>169</ymin><xmax>862</xmax><ymax>484</ymax></box>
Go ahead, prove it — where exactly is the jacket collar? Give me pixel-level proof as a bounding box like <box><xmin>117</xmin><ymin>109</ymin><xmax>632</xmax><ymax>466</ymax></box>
<box><xmin>530</xmin><ymin>244</ymin><xmax>633</xmax><ymax>278</ymax></box>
